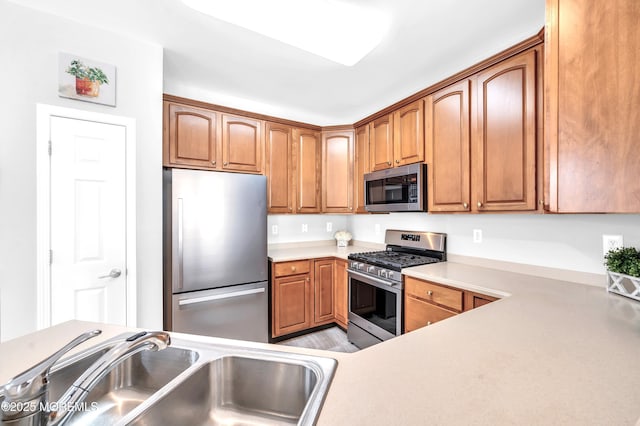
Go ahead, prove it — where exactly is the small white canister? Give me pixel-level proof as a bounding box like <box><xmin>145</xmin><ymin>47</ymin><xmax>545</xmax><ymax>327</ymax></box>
<box><xmin>334</xmin><ymin>230</ymin><xmax>352</xmax><ymax>247</ymax></box>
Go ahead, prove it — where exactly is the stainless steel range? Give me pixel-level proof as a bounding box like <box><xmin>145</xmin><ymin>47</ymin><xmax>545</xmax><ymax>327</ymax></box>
<box><xmin>347</xmin><ymin>229</ymin><xmax>447</xmax><ymax>349</ymax></box>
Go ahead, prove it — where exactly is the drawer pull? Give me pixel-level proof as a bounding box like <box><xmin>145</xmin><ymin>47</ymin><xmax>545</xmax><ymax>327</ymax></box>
<box><xmin>291</xmin><ymin>266</ymin><xmax>297</xmax><ymax>272</ymax></box>
<box><xmin>427</xmin><ymin>290</ymin><xmax>433</xmax><ymax>296</ymax></box>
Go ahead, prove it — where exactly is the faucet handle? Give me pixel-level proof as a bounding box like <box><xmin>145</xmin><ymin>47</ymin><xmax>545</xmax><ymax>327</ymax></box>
<box><xmin>2</xmin><ymin>330</ymin><xmax>101</xmax><ymax>403</ymax></box>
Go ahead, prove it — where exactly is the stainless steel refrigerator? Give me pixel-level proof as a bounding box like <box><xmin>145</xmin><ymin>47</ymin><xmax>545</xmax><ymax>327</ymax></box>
<box><xmin>163</xmin><ymin>168</ymin><xmax>268</xmax><ymax>342</ymax></box>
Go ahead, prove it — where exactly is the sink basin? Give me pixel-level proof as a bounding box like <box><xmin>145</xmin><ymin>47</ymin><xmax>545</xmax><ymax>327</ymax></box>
<box><xmin>48</xmin><ymin>345</ymin><xmax>198</xmax><ymax>425</ymax></box>
<box><xmin>131</xmin><ymin>353</ymin><xmax>334</xmax><ymax>425</ymax></box>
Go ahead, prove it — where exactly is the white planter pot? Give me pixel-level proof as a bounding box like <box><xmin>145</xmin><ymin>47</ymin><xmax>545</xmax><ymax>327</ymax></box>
<box><xmin>606</xmin><ymin>271</ymin><xmax>640</xmax><ymax>302</ymax></box>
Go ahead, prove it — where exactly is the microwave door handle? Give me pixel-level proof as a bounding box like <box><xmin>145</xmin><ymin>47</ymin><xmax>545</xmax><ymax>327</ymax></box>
<box><xmin>178</xmin><ymin>288</ymin><xmax>265</xmax><ymax>307</ymax></box>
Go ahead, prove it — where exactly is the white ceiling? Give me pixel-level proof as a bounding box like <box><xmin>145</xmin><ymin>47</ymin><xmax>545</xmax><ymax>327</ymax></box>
<box><xmin>10</xmin><ymin>0</ymin><xmax>545</xmax><ymax>125</ymax></box>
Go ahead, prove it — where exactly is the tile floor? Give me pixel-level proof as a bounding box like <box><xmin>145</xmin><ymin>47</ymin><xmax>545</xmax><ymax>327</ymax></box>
<box><xmin>277</xmin><ymin>326</ymin><xmax>360</xmax><ymax>353</ymax></box>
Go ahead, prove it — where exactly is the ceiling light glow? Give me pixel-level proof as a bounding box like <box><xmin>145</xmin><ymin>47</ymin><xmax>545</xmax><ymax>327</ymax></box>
<box><xmin>182</xmin><ymin>0</ymin><xmax>389</xmax><ymax>66</ymax></box>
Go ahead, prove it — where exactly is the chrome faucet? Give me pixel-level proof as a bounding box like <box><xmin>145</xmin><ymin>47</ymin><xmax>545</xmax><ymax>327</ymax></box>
<box><xmin>0</xmin><ymin>329</ymin><xmax>171</xmax><ymax>425</ymax></box>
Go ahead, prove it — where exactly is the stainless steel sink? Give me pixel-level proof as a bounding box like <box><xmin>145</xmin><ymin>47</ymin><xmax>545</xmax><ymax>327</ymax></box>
<box><xmin>43</xmin><ymin>335</ymin><xmax>336</xmax><ymax>426</ymax></box>
<box><xmin>48</xmin><ymin>345</ymin><xmax>199</xmax><ymax>425</ymax></box>
<box><xmin>130</xmin><ymin>354</ymin><xmax>329</xmax><ymax>425</ymax></box>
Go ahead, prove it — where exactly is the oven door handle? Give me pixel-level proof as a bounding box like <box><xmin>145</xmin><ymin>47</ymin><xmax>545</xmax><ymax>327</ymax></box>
<box><xmin>348</xmin><ymin>270</ymin><xmax>402</xmax><ymax>293</ymax></box>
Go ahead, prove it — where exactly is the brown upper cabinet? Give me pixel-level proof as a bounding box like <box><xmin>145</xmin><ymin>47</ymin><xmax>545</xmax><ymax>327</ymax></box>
<box><xmin>221</xmin><ymin>114</ymin><xmax>263</xmax><ymax>173</ymax></box>
<box><xmin>265</xmin><ymin>122</ymin><xmax>293</xmax><ymax>213</ymax></box>
<box><xmin>294</xmin><ymin>129</ymin><xmax>322</xmax><ymax>214</ymax></box>
<box><xmin>545</xmin><ymin>0</ymin><xmax>640</xmax><ymax>212</ymax></box>
<box><xmin>354</xmin><ymin>125</ymin><xmax>370</xmax><ymax>214</ymax></box>
<box><xmin>322</xmin><ymin>130</ymin><xmax>354</xmax><ymax>213</ymax></box>
<box><xmin>164</xmin><ymin>103</ymin><xmax>217</xmax><ymax>169</ymax></box>
<box><xmin>369</xmin><ymin>114</ymin><xmax>394</xmax><ymax>171</ymax></box>
<box><xmin>369</xmin><ymin>101</ymin><xmax>425</xmax><ymax>172</ymax></box>
<box><xmin>426</xmin><ymin>80</ymin><xmax>472</xmax><ymax>212</ymax></box>
<box><xmin>473</xmin><ymin>49</ymin><xmax>537</xmax><ymax>212</ymax></box>
<box><xmin>164</xmin><ymin>100</ymin><xmax>264</xmax><ymax>174</ymax></box>
<box><xmin>426</xmin><ymin>48</ymin><xmax>539</xmax><ymax>213</ymax></box>
<box><xmin>266</xmin><ymin>125</ymin><xmax>321</xmax><ymax>214</ymax></box>
<box><xmin>393</xmin><ymin>100</ymin><xmax>425</xmax><ymax>167</ymax></box>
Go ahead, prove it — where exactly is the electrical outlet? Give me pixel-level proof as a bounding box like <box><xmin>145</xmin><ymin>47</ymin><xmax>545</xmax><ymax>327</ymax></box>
<box><xmin>326</xmin><ymin>222</ymin><xmax>333</xmax><ymax>232</ymax></box>
<box><xmin>302</xmin><ymin>224</ymin><xmax>308</xmax><ymax>233</ymax></box>
<box><xmin>603</xmin><ymin>234</ymin><xmax>623</xmax><ymax>256</ymax></box>
<box><xmin>473</xmin><ymin>229</ymin><xmax>482</xmax><ymax>243</ymax></box>
<box><xmin>271</xmin><ymin>225</ymin><xmax>278</xmax><ymax>235</ymax></box>
<box><xmin>375</xmin><ymin>224</ymin><xmax>381</xmax><ymax>235</ymax></box>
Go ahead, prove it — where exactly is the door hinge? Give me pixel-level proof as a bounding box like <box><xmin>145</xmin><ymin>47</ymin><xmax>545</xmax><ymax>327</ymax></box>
<box><xmin>48</xmin><ymin>140</ymin><xmax>52</xmax><ymax>156</ymax></box>
<box><xmin>49</xmin><ymin>249</ymin><xmax>53</xmax><ymax>265</ymax></box>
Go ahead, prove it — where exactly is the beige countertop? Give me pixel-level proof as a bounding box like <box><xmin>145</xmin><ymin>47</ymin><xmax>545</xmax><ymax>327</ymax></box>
<box><xmin>2</xmin><ymin>261</ymin><xmax>640</xmax><ymax>425</ymax></box>
<box><xmin>268</xmin><ymin>241</ymin><xmax>380</xmax><ymax>262</ymax></box>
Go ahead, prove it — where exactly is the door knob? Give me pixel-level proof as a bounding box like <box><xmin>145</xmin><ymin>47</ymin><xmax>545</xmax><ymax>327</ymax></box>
<box><xmin>386</xmin><ymin>161</ymin><xmax>391</xmax><ymax>166</ymax></box>
<box><xmin>98</xmin><ymin>268</ymin><xmax>122</xmax><ymax>279</ymax></box>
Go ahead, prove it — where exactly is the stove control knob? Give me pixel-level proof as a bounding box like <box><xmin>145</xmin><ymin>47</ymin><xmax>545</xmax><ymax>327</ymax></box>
<box><xmin>350</xmin><ymin>262</ymin><xmax>358</xmax><ymax>269</ymax></box>
<box><xmin>388</xmin><ymin>271</ymin><xmax>394</xmax><ymax>279</ymax></box>
<box><xmin>379</xmin><ymin>269</ymin><xmax>388</xmax><ymax>278</ymax></box>
<box><xmin>357</xmin><ymin>263</ymin><xmax>365</xmax><ymax>271</ymax></box>
<box><xmin>367</xmin><ymin>266</ymin><xmax>375</xmax><ymax>273</ymax></box>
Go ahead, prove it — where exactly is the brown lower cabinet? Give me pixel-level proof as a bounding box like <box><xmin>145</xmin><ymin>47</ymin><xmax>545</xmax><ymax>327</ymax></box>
<box><xmin>404</xmin><ymin>276</ymin><xmax>498</xmax><ymax>333</ymax></box>
<box><xmin>334</xmin><ymin>259</ymin><xmax>348</xmax><ymax>328</ymax></box>
<box><xmin>271</xmin><ymin>258</ymin><xmax>349</xmax><ymax>338</ymax></box>
<box><xmin>272</xmin><ymin>261</ymin><xmax>312</xmax><ymax>337</ymax></box>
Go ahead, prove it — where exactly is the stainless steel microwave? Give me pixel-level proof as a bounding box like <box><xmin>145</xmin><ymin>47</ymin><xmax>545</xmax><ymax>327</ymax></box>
<box><xmin>364</xmin><ymin>163</ymin><xmax>426</xmax><ymax>212</ymax></box>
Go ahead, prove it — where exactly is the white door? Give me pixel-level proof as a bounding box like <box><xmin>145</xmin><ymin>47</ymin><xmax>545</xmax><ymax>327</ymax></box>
<box><xmin>49</xmin><ymin>116</ymin><xmax>127</xmax><ymax>326</ymax></box>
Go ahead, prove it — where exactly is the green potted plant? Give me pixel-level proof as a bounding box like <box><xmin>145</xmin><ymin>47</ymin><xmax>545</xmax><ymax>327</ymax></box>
<box><xmin>66</xmin><ymin>59</ymin><xmax>109</xmax><ymax>97</ymax></box>
<box><xmin>605</xmin><ymin>246</ymin><xmax>640</xmax><ymax>302</ymax></box>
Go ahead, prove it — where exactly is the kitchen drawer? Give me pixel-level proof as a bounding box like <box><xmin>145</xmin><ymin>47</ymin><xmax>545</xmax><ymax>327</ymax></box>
<box><xmin>405</xmin><ymin>295</ymin><xmax>457</xmax><ymax>332</ymax></box>
<box><xmin>274</xmin><ymin>260</ymin><xmax>311</xmax><ymax>277</ymax></box>
<box><xmin>405</xmin><ymin>277</ymin><xmax>463</xmax><ymax>312</ymax></box>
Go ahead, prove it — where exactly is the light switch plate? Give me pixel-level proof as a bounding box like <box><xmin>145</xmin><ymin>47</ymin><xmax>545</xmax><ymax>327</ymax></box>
<box><xmin>473</xmin><ymin>229</ymin><xmax>482</xmax><ymax>243</ymax></box>
<box><xmin>302</xmin><ymin>224</ymin><xmax>308</xmax><ymax>233</ymax></box>
<box><xmin>326</xmin><ymin>222</ymin><xmax>333</xmax><ymax>232</ymax></box>
<box><xmin>271</xmin><ymin>225</ymin><xmax>278</xmax><ymax>235</ymax></box>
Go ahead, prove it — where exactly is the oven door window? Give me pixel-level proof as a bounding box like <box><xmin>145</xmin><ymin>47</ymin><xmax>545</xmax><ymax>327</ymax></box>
<box><xmin>349</xmin><ymin>277</ymin><xmax>398</xmax><ymax>335</ymax></box>
<box><xmin>366</xmin><ymin>173</ymin><xmax>417</xmax><ymax>205</ymax></box>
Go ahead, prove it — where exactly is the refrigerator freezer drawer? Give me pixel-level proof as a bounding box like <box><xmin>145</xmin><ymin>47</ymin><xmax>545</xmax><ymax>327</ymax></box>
<box><xmin>172</xmin><ymin>281</ymin><xmax>268</xmax><ymax>343</ymax></box>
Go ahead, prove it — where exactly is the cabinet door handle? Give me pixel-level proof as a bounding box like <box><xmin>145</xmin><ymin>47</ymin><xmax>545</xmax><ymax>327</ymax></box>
<box><xmin>386</xmin><ymin>161</ymin><xmax>391</xmax><ymax>166</ymax></box>
<box><xmin>395</xmin><ymin>159</ymin><xmax>400</xmax><ymax>164</ymax></box>
<box><xmin>463</xmin><ymin>202</ymin><xmax>468</xmax><ymax>209</ymax></box>
<box><xmin>306</xmin><ymin>277</ymin><xmax>310</xmax><ymax>282</ymax></box>
<box><xmin>426</xmin><ymin>321</ymin><xmax>432</xmax><ymax>326</ymax></box>
<box><xmin>223</xmin><ymin>162</ymin><xmax>228</xmax><ymax>166</ymax></box>
<box><xmin>211</xmin><ymin>160</ymin><xmax>216</xmax><ymax>166</ymax></box>
<box><xmin>289</xmin><ymin>207</ymin><xmax>292</xmax><ymax>212</ymax></box>
<box><xmin>477</xmin><ymin>201</ymin><xmax>483</xmax><ymax>208</ymax></box>
<box><xmin>427</xmin><ymin>290</ymin><xmax>433</xmax><ymax>296</ymax></box>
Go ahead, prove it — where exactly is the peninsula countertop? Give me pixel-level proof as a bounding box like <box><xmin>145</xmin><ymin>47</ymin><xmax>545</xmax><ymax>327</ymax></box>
<box><xmin>2</xmin><ymin>261</ymin><xmax>639</xmax><ymax>425</ymax></box>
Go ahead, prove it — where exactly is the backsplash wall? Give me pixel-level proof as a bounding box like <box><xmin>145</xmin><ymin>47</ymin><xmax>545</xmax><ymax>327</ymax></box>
<box><xmin>267</xmin><ymin>215</ymin><xmax>349</xmax><ymax>244</ymax></box>
<box><xmin>347</xmin><ymin>213</ymin><xmax>640</xmax><ymax>275</ymax></box>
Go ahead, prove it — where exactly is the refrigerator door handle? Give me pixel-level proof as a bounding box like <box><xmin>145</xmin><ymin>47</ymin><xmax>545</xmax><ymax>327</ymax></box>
<box><xmin>177</xmin><ymin>198</ymin><xmax>184</xmax><ymax>290</ymax></box>
<box><xmin>178</xmin><ymin>287</ymin><xmax>265</xmax><ymax>307</ymax></box>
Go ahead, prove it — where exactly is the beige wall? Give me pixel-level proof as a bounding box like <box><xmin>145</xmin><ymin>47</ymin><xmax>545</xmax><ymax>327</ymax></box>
<box><xmin>0</xmin><ymin>1</ymin><xmax>164</xmax><ymax>340</ymax></box>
